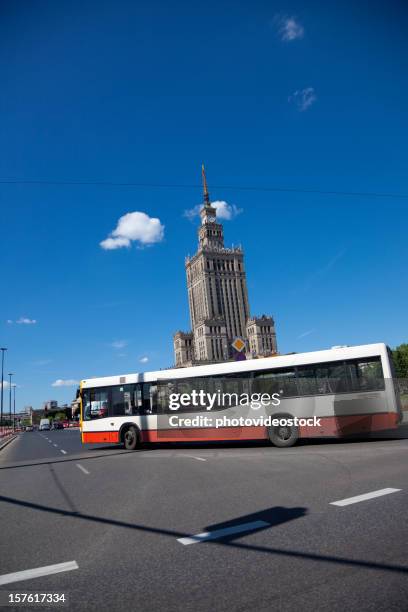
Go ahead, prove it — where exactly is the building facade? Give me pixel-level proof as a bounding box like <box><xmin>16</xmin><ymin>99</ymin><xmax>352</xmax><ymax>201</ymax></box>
<box><xmin>173</xmin><ymin>166</ymin><xmax>277</xmax><ymax>367</ymax></box>
<box><xmin>42</xmin><ymin>400</ymin><xmax>58</xmax><ymax>411</ymax></box>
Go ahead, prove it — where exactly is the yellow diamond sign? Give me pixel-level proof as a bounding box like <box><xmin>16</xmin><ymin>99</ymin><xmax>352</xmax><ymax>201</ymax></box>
<box><xmin>232</xmin><ymin>338</ymin><xmax>245</xmax><ymax>352</ymax></box>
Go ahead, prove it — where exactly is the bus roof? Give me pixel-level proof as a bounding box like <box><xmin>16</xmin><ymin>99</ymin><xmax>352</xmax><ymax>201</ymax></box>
<box><xmin>81</xmin><ymin>343</ymin><xmax>389</xmax><ymax>389</ymax></box>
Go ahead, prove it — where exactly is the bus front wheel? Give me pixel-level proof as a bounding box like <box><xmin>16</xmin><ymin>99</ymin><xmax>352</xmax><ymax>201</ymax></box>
<box><xmin>123</xmin><ymin>426</ymin><xmax>139</xmax><ymax>450</ymax></box>
<box><xmin>268</xmin><ymin>417</ymin><xmax>299</xmax><ymax>448</ymax></box>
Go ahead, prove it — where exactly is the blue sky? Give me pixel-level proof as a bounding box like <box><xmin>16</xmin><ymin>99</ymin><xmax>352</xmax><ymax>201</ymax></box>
<box><xmin>0</xmin><ymin>0</ymin><xmax>407</xmax><ymax>410</ymax></box>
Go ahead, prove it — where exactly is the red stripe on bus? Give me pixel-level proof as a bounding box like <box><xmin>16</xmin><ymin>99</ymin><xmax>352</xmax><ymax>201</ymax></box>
<box><xmin>144</xmin><ymin>412</ymin><xmax>399</xmax><ymax>442</ymax></box>
<box><xmin>141</xmin><ymin>426</ymin><xmax>267</xmax><ymax>443</ymax></box>
<box><xmin>299</xmin><ymin>411</ymin><xmax>399</xmax><ymax>437</ymax></box>
<box><xmin>82</xmin><ymin>431</ymin><xmax>120</xmax><ymax>443</ymax></box>
<box><xmin>81</xmin><ymin>412</ymin><xmax>399</xmax><ymax>444</ymax></box>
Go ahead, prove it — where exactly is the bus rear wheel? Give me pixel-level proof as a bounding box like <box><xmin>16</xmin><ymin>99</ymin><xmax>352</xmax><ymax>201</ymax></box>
<box><xmin>123</xmin><ymin>426</ymin><xmax>139</xmax><ymax>451</ymax></box>
<box><xmin>268</xmin><ymin>418</ymin><xmax>299</xmax><ymax>448</ymax></box>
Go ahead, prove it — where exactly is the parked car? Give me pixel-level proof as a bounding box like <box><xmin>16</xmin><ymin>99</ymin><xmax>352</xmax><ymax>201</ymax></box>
<box><xmin>25</xmin><ymin>425</ymin><xmax>34</xmax><ymax>432</ymax></box>
<box><xmin>52</xmin><ymin>421</ymin><xmax>64</xmax><ymax>430</ymax></box>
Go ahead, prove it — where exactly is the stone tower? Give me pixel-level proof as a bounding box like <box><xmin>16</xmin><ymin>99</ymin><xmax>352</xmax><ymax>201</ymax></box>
<box><xmin>173</xmin><ymin>166</ymin><xmax>277</xmax><ymax>367</ymax></box>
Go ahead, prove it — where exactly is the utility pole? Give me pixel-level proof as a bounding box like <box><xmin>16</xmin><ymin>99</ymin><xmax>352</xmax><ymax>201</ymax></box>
<box><xmin>0</xmin><ymin>348</ymin><xmax>7</xmax><ymax>428</ymax></box>
<box><xmin>8</xmin><ymin>373</ymin><xmax>13</xmax><ymax>428</ymax></box>
<box><xmin>13</xmin><ymin>384</ymin><xmax>16</xmax><ymax>431</ymax></box>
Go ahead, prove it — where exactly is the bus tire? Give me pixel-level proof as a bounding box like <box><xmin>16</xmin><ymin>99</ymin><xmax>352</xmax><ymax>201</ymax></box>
<box><xmin>123</xmin><ymin>425</ymin><xmax>139</xmax><ymax>451</ymax></box>
<box><xmin>268</xmin><ymin>416</ymin><xmax>299</xmax><ymax>448</ymax></box>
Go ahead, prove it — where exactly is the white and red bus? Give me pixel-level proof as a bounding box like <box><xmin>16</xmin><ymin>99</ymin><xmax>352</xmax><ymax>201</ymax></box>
<box><xmin>80</xmin><ymin>343</ymin><xmax>402</xmax><ymax>449</ymax></box>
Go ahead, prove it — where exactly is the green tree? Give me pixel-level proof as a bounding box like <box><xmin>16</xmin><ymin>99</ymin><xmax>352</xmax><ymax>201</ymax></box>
<box><xmin>392</xmin><ymin>344</ymin><xmax>408</xmax><ymax>379</ymax></box>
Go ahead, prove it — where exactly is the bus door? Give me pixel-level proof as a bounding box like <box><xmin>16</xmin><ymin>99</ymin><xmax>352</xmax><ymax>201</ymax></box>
<box><xmin>139</xmin><ymin>383</ymin><xmax>158</xmax><ymax>440</ymax></box>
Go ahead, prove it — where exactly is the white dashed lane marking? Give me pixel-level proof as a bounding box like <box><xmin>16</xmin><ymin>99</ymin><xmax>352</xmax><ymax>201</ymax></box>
<box><xmin>178</xmin><ymin>520</ymin><xmax>269</xmax><ymax>545</ymax></box>
<box><xmin>178</xmin><ymin>454</ymin><xmax>207</xmax><ymax>462</ymax></box>
<box><xmin>0</xmin><ymin>561</ymin><xmax>79</xmax><ymax>586</ymax></box>
<box><xmin>60</xmin><ymin>450</ymin><xmax>67</xmax><ymax>455</ymax></box>
<box><xmin>330</xmin><ymin>488</ymin><xmax>401</xmax><ymax>507</ymax></box>
<box><xmin>76</xmin><ymin>464</ymin><xmax>90</xmax><ymax>475</ymax></box>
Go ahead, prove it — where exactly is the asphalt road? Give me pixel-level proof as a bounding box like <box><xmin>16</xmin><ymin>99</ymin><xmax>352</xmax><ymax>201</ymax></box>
<box><xmin>0</xmin><ymin>426</ymin><xmax>407</xmax><ymax>612</ymax></box>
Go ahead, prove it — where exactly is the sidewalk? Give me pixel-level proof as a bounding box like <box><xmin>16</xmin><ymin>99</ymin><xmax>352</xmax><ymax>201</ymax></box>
<box><xmin>0</xmin><ymin>430</ymin><xmax>18</xmax><ymax>451</ymax></box>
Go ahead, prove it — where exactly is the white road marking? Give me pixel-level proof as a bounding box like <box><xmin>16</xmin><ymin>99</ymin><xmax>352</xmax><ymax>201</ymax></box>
<box><xmin>330</xmin><ymin>488</ymin><xmax>401</xmax><ymax>507</ymax></box>
<box><xmin>76</xmin><ymin>463</ymin><xmax>90</xmax><ymax>475</ymax></box>
<box><xmin>0</xmin><ymin>561</ymin><xmax>79</xmax><ymax>586</ymax></box>
<box><xmin>53</xmin><ymin>444</ymin><xmax>58</xmax><ymax>448</ymax></box>
<box><xmin>178</xmin><ymin>520</ymin><xmax>269</xmax><ymax>545</ymax></box>
<box><xmin>178</xmin><ymin>454</ymin><xmax>207</xmax><ymax>462</ymax></box>
<box><xmin>60</xmin><ymin>450</ymin><xmax>67</xmax><ymax>455</ymax></box>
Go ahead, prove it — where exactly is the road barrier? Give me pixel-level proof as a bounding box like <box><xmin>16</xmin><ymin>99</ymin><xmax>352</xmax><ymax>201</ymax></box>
<box><xmin>0</xmin><ymin>427</ymin><xmax>14</xmax><ymax>439</ymax></box>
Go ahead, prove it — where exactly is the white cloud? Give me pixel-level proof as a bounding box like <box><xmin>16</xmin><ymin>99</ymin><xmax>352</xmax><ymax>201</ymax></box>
<box><xmin>184</xmin><ymin>201</ymin><xmax>242</xmax><ymax>221</ymax></box>
<box><xmin>110</xmin><ymin>340</ymin><xmax>128</xmax><ymax>350</ymax></box>
<box><xmin>0</xmin><ymin>381</ymin><xmax>19</xmax><ymax>390</ymax></box>
<box><xmin>8</xmin><ymin>317</ymin><xmax>37</xmax><ymax>325</ymax></box>
<box><xmin>276</xmin><ymin>15</ymin><xmax>304</xmax><ymax>41</ymax></box>
<box><xmin>100</xmin><ymin>211</ymin><xmax>164</xmax><ymax>250</ymax></box>
<box><xmin>52</xmin><ymin>379</ymin><xmax>79</xmax><ymax>387</ymax></box>
<box><xmin>100</xmin><ymin>237</ymin><xmax>131</xmax><ymax>250</ymax></box>
<box><xmin>213</xmin><ymin>201</ymin><xmax>243</xmax><ymax>220</ymax></box>
<box><xmin>288</xmin><ymin>87</ymin><xmax>317</xmax><ymax>112</ymax></box>
<box><xmin>139</xmin><ymin>356</ymin><xmax>149</xmax><ymax>364</ymax></box>
<box><xmin>183</xmin><ymin>205</ymin><xmax>201</xmax><ymax>221</ymax></box>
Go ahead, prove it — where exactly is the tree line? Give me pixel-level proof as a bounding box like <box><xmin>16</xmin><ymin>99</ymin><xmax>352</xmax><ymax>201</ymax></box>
<box><xmin>392</xmin><ymin>344</ymin><xmax>408</xmax><ymax>379</ymax></box>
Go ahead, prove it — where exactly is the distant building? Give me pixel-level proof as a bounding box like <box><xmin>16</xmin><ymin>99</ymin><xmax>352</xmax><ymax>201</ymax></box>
<box><xmin>71</xmin><ymin>398</ymin><xmax>80</xmax><ymax>419</ymax></box>
<box><xmin>14</xmin><ymin>406</ymin><xmax>33</xmax><ymax>426</ymax></box>
<box><xmin>42</xmin><ymin>400</ymin><xmax>58</xmax><ymax>411</ymax></box>
<box><xmin>247</xmin><ymin>315</ymin><xmax>277</xmax><ymax>357</ymax></box>
<box><xmin>173</xmin><ymin>166</ymin><xmax>277</xmax><ymax>367</ymax></box>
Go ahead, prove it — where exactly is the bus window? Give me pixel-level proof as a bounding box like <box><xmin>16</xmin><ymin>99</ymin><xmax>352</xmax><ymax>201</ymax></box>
<box><xmin>111</xmin><ymin>384</ymin><xmax>140</xmax><ymax>416</ymax></box>
<box><xmin>141</xmin><ymin>383</ymin><xmax>157</xmax><ymax>414</ymax></box>
<box><xmin>315</xmin><ymin>362</ymin><xmax>347</xmax><ymax>394</ymax></box>
<box><xmin>83</xmin><ymin>388</ymin><xmax>110</xmax><ymax>420</ymax></box>
<box><xmin>296</xmin><ymin>366</ymin><xmax>318</xmax><ymax>395</ymax></box>
<box><xmin>254</xmin><ymin>369</ymin><xmax>297</xmax><ymax>397</ymax></box>
<box><xmin>346</xmin><ymin>358</ymin><xmax>384</xmax><ymax>391</ymax></box>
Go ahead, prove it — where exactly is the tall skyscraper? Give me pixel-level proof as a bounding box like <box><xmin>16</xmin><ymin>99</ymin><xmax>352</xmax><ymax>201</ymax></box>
<box><xmin>173</xmin><ymin>166</ymin><xmax>277</xmax><ymax>367</ymax></box>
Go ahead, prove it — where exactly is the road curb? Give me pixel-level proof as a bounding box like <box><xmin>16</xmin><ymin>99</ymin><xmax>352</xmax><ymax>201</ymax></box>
<box><xmin>0</xmin><ymin>434</ymin><xmax>17</xmax><ymax>452</ymax></box>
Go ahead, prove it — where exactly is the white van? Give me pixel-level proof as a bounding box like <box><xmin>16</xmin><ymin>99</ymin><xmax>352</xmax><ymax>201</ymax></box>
<box><xmin>39</xmin><ymin>418</ymin><xmax>50</xmax><ymax>431</ymax></box>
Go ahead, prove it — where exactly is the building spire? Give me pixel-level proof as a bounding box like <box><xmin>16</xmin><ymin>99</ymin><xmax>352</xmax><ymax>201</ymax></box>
<box><xmin>202</xmin><ymin>164</ymin><xmax>211</xmax><ymax>207</ymax></box>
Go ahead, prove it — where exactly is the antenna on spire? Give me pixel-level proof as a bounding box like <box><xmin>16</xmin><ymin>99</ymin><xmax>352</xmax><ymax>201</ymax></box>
<box><xmin>202</xmin><ymin>164</ymin><xmax>211</xmax><ymax>206</ymax></box>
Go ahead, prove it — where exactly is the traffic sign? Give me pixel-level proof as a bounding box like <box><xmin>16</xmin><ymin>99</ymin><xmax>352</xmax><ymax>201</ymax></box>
<box><xmin>231</xmin><ymin>337</ymin><xmax>246</xmax><ymax>352</ymax></box>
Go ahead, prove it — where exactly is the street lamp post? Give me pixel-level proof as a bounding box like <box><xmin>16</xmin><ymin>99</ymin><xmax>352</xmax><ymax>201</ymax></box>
<box><xmin>0</xmin><ymin>348</ymin><xmax>7</xmax><ymax>429</ymax></box>
<box><xmin>8</xmin><ymin>373</ymin><xmax>13</xmax><ymax>429</ymax></box>
<box><xmin>13</xmin><ymin>384</ymin><xmax>16</xmax><ymax>431</ymax></box>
